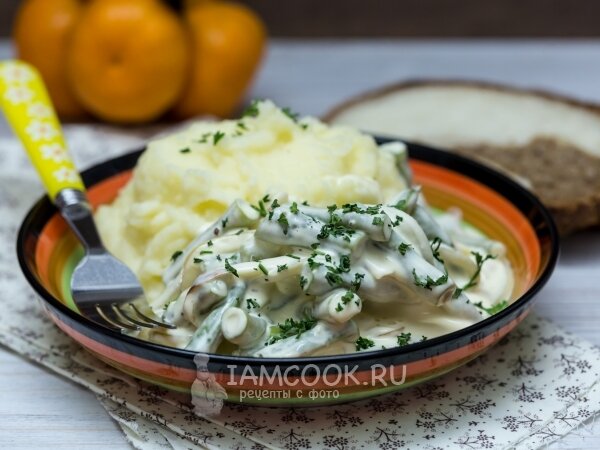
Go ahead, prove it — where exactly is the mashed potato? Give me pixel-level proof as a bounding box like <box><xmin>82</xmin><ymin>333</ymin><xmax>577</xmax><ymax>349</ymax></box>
<box><xmin>95</xmin><ymin>101</ymin><xmax>408</xmax><ymax>299</ymax></box>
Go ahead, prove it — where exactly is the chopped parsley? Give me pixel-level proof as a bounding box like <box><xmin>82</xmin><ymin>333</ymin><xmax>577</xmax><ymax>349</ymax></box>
<box><xmin>325</xmin><ymin>271</ymin><xmax>343</xmax><ymax>286</ymax></box>
<box><xmin>193</xmin><ymin>257</ymin><xmax>203</xmax><ymax>264</ymax></box>
<box><xmin>270</xmin><ymin>198</ymin><xmax>280</xmax><ymax>209</ymax></box>
<box><xmin>246</xmin><ymin>298</ymin><xmax>260</xmax><ymax>309</ymax></box>
<box><xmin>221</xmin><ymin>217</ymin><xmax>229</xmax><ymax>228</ymax></box>
<box><xmin>355</xmin><ymin>336</ymin><xmax>375</xmax><ymax>351</ymax></box>
<box><xmin>282</xmin><ymin>107</ymin><xmax>299</xmax><ymax>122</ymax></box>
<box><xmin>277</xmin><ymin>264</ymin><xmax>288</xmax><ymax>273</ymax></box>
<box><xmin>398</xmin><ymin>242</ymin><xmax>412</xmax><ymax>256</ymax></box>
<box><xmin>307</xmin><ymin>257</ymin><xmax>322</xmax><ymax>270</ymax></box>
<box><xmin>341</xmin><ymin>203</ymin><xmax>382</xmax><ymax>215</ymax></box>
<box><xmin>170</xmin><ymin>250</ymin><xmax>183</xmax><ymax>261</ymax></box>
<box><xmin>351</xmin><ymin>273</ymin><xmax>365</xmax><ymax>291</ymax></box>
<box><xmin>397</xmin><ymin>332</ymin><xmax>412</xmax><ymax>346</ymax></box>
<box><xmin>286</xmin><ymin>254</ymin><xmax>300</xmax><ymax>260</ymax></box>
<box><xmin>251</xmin><ymin>196</ymin><xmax>269</xmax><ymax>217</ymax></box>
<box><xmin>235</xmin><ymin>229</ymin><xmax>244</xmax><ymax>235</ymax></box>
<box><xmin>242</xmin><ymin>100</ymin><xmax>260</xmax><ymax>117</ymax></box>
<box><xmin>430</xmin><ymin>237</ymin><xmax>443</xmax><ymax>263</ymax></box>
<box><xmin>453</xmin><ymin>252</ymin><xmax>496</xmax><ymax>298</ymax></box>
<box><xmin>391</xmin><ymin>215</ymin><xmax>403</xmax><ymax>226</ymax></box>
<box><xmin>213</xmin><ymin>131</ymin><xmax>225</xmax><ymax>145</ymax></box>
<box><xmin>372</xmin><ymin>216</ymin><xmax>384</xmax><ymax>226</ymax></box>
<box><xmin>258</xmin><ymin>262</ymin><xmax>269</xmax><ymax>276</ymax></box>
<box><xmin>236</xmin><ymin>121</ymin><xmax>247</xmax><ymax>130</ymax></box>
<box><xmin>197</xmin><ymin>132</ymin><xmax>211</xmax><ymax>143</ymax></box>
<box><xmin>277</xmin><ymin>213</ymin><xmax>289</xmax><ymax>235</ymax></box>
<box><xmin>336</xmin><ymin>290</ymin><xmax>355</xmax><ymax>311</ymax></box>
<box><xmin>474</xmin><ymin>299</ymin><xmax>509</xmax><ymax>315</ymax></box>
<box><xmin>317</xmin><ymin>213</ymin><xmax>355</xmax><ymax>242</ymax></box>
<box><xmin>412</xmin><ymin>269</ymin><xmax>449</xmax><ymax>290</ymax></box>
<box><xmin>207</xmin><ymin>240</ymin><xmax>213</xmax><ymax>247</ymax></box>
<box><xmin>299</xmin><ymin>276</ymin><xmax>308</xmax><ymax>289</ymax></box>
<box><xmin>267</xmin><ymin>316</ymin><xmax>317</xmax><ymax>345</ymax></box>
<box><xmin>301</xmin><ymin>200</ymin><xmax>310</xmax><ymax>206</ymax></box>
<box><xmin>290</xmin><ymin>202</ymin><xmax>299</xmax><ymax>214</ymax></box>
<box><xmin>200</xmin><ymin>250</ymin><xmax>213</xmax><ymax>255</ymax></box>
<box><xmin>179</xmin><ymin>147</ymin><xmax>190</xmax><ymax>153</ymax></box>
<box><xmin>224</xmin><ymin>259</ymin><xmax>239</xmax><ymax>277</ymax></box>
<box><xmin>421</xmin><ymin>335</ymin><xmax>428</xmax><ymax>342</ymax></box>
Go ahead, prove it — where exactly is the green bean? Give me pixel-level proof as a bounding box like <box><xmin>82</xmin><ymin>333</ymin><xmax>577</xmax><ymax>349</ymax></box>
<box><xmin>313</xmin><ymin>289</ymin><xmax>362</xmax><ymax>324</ymax></box>
<box><xmin>185</xmin><ymin>282</ymin><xmax>245</xmax><ymax>352</ymax></box>
<box><xmin>253</xmin><ymin>320</ymin><xmax>358</xmax><ymax>358</ymax></box>
<box><xmin>221</xmin><ymin>307</ymin><xmax>270</xmax><ymax>347</ymax></box>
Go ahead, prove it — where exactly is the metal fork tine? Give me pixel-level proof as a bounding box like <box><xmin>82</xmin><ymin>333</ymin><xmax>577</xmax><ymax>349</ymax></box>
<box><xmin>113</xmin><ymin>304</ymin><xmax>156</xmax><ymax>329</ymax></box>
<box><xmin>130</xmin><ymin>304</ymin><xmax>176</xmax><ymax>329</ymax></box>
<box><xmin>95</xmin><ymin>304</ymin><xmax>140</xmax><ymax>331</ymax></box>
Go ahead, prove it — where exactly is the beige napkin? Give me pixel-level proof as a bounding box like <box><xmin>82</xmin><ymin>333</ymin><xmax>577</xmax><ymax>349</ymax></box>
<box><xmin>2</xmin><ymin>124</ymin><xmax>600</xmax><ymax>449</ymax></box>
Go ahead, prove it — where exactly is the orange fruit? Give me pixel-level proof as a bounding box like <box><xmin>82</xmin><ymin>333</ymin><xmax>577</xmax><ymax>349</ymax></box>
<box><xmin>13</xmin><ymin>0</ymin><xmax>87</xmax><ymax>119</ymax></box>
<box><xmin>172</xmin><ymin>0</ymin><xmax>266</xmax><ymax>118</ymax></box>
<box><xmin>66</xmin><ymin>0</ymin><xmax>190</xmax><ymax>124</ymax></box>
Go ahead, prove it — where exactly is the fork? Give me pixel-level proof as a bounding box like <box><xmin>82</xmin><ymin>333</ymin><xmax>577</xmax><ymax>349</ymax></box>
<box><xmin>0</xmin><ymin>60</ymin><xmax>174</xmax><ymax>332</ymax></box>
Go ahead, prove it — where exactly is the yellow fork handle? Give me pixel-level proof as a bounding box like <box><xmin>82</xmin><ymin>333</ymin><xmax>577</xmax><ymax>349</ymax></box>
<box><xmin>0</xmin><ymin>60</ymin><xmax>84</xmax><ymax>201</ymax></box>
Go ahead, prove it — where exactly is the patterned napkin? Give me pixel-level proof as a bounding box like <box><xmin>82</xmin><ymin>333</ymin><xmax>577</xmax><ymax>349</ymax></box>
<box><xmin>1</xmin><ymin>124</ymin><xmax>600</xmax><ymax>449</ymax></box>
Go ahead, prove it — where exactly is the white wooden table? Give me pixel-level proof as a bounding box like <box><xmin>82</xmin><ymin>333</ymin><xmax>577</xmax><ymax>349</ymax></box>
<box><xmin>1</xmin><ymin>39</ymin><xmax>600</xmax><ymax>449</ymax></box>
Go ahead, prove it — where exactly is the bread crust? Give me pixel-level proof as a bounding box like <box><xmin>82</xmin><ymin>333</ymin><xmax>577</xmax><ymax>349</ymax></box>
<box><xmin>324</xmin><ymin>80</ymin><xmax>600</xmax><ymax>235</ymax></box>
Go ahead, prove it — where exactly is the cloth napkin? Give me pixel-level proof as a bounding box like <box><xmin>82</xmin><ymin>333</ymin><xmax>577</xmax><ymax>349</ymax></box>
<box><xmin>1</xmin><ymin>123</ymin><xmax>600</xmax><ymax>449</ymax></box>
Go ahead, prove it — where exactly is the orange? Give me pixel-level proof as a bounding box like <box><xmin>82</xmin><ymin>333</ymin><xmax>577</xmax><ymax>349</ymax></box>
<box><xmin>66</xmin><ymin>0</ymin><xmax>190</xmax><ymax>124</ymax></box>
<box><xmin>13</xmin><ymin>0</ymin><xmax>86</xmax><ymax>119</ymax></box>
<box><xmin>173</xmin><ymin>0</ymin><xmax>266</xmax><ymax>118</ymax></box>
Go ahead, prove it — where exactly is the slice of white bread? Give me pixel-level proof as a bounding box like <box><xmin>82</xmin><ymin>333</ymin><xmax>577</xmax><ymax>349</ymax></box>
<box><xmin>325</xmin><ymin>80</ymin><xmax>600</xmax><ymax>235</ymax></box>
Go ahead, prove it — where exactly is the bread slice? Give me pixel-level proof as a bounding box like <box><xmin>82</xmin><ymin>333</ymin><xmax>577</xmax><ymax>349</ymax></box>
<box><xmin>325</xmin><ymin>80</ymin><xmax>600</xmax><ymax>235</ymax></box>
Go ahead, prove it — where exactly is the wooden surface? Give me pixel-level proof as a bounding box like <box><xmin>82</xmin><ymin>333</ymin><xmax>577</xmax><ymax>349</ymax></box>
<box><xmin>7</xmin><ymin>1</ymin><xmax>600</xmax><ymax>37</ymax></box>
<box><xmin>1</xmin><ymin>39</ymin><xmax>600</xmax><ymax>449</ymax></box>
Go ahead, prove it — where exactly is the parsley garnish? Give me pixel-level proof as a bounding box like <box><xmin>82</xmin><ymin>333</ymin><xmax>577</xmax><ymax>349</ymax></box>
<box><xmin>286</xmin><ymin>254</ymin><xmax>300</xmax><ymax>260</ymax></box>
<box><xmin>235</xmin><ymin>229</ymin><xmax>244</xmax><ymax>235</ymax></box>
<box><xmin>246</xmin><ymin>298</ymin><xmax>260</xmax><ymax>309</ymax></box>
<box><xmin>351</xmin><ymin>273</ymin><xmax>365</xmax><ymax>291</ymax></box>
<box><xmin>372</xmin><ymin>216</ymin><xmax>384</xmax><ymax>226</ymax></box>
<box><xmin>207</xmin><ymin>240</ymin><xmax>213</xmax><ymax>247</ymax></box>
<box><xmin>301</xmin><ymin>200</ymin><xmax>309</xmax><ymax>206</ymax></box>
<box><xmin>474</xmin><ymin>299</ymin><xmax>509</xmax><ymax>315</ymax></box>
<box><xmin>412</xmin><ymin>269</ymin><xmax>449</xmax><ymax>290</ymax></box>
<box><xmin>277</xmin><ymin>264</ymin><xmax>288</xmax><ymax>273</ymax></box>
<box><xmin>193</xmin><ymin>257</ymin><xmax>203</xmax><ymax>264</ymax></box>
<box><xmin>282</xmin><ymin>107</ymin><xmax>299</xmax><ymax>122</ymax></box>
<box><xmin>290</xmin><ymin>202</ymin><xmax>299</xmax><ymax>214</ymax></box>
<box><xmin>170</xmin><ymin>250</ymin><xmax>183</xmax><ymax>261</ymax></box>
<box><xmin>267</xmin><ymin>316</ymin><xmax>317</xmax><ymax>344</ymax></box>
<box><xmin>258</xmin><ymin>262</ymin><xmax>268</xmax><ymax>276</ymax></box>
<box><xmin>197</xmin><ymin>132</ymin><xmax>211</xmax><ymax>143</ymax></box>
<box><xmin>242</xmin><ymin>100</ymin><xmax>260</xmax><ymax>117</ymax></box>
<box><xmin>251</xmin><ymin>196</ymin><xmax>268</xmax><ymax>217</ymax></box>
<box><xmin>398</xmin><ymin>242</ymin><xmax>412</xmax><ymax>256</ymax></box>
<box><xmin>213</xmin><ymin>131</ymin><xmax>225</xmax><ymax>145</ymax></box>
<box><xmin>236</xmin><ymin>121</ymin><xmax>247</xmax><ymax>130</ymax></box>
<box><xmin>397</xmin><ymin>332</ymin><xmax>412</xmax><ymax>346</ymax></box>
<box><xmin>200</xmin><ymin>250</ymin><xmax>213</xmax><ymax>255</ymax></box>
<box><xmin>270</xmin><ymin>198</ymin><xmax>280</xmax><ymax>209</ymax></box>
<box><xmin>307</xmin><ymin>257</ymin><xmax>322</xmax><ymax>270</ymax></box>
<box><xmin>355</xmin><ymin>336</ymin><xmax>375</xmax><ymax>351</ymax></box>
<box><xmin>224</xmin><ymin>259</ymin><xmax>238</xmax><ymax>277</ymax></box>
<box><xmin>336</xmin><ymin>290</ymin><xmax>355</xmax><ymax>311</ymax></box>
<box><xmin>221</xmin><ymin>217</ymin><xmax>229</xmax><ymax>228</ymax></box>
<box><xmin>299</xmin><ymin>276</ymin><xmax>308</xmax><ymax>289</ymax></box>
<box><xmin>317</xmin><ymin>213</ymin><xmax>355</xmax><ymax>242</ymax></box>
<box><xmin>277</xmin><ymin>213</ymin><xmax>289</xmax><ymax>235</ymax></box>
<box><xmin>453</xmin><ymin>252</ymin><xmax>496</xmax><ymax>298</ymax></box>
<box><xmin>179</xmin><ymin>147</ymin><xmax>190</xmax><ymax>153</ymax></box>
<box><xmin>431</xmin><ymin>237</ymin><xmax>443</xmax><ymax>263</ymax></box>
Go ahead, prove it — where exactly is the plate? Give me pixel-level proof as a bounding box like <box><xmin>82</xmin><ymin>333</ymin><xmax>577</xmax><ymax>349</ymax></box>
<box><xmin>17</xmin><ymin>139</ymin><xmax>558</xmax><ymax>406</ymax></box>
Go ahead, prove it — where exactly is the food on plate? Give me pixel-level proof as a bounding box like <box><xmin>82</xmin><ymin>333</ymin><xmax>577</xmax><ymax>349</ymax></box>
<box><xmin>325</xmin><ymin>80</ymin><xmax>600</xmax><ymax>235</ymax></box>
<box><xmin>95</xmin><ymin>101</ymin><xmax>514</xmax><ymax>356</ymax></box>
